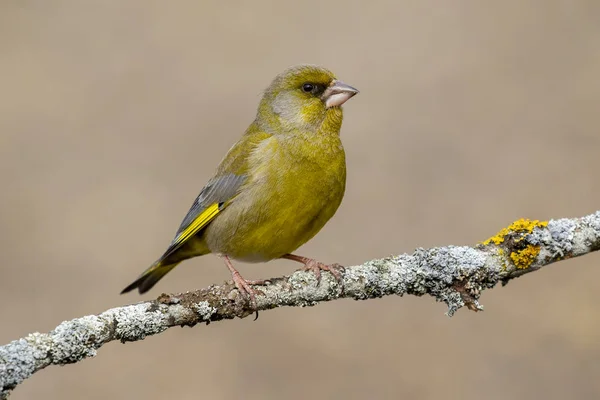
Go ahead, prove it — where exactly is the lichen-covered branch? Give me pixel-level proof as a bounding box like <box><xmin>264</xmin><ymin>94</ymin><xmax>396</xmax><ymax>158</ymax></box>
<box><xmin>1</xmin><ymin>211</ymin><xmax>599</xmax><ymax>399</ymax></box>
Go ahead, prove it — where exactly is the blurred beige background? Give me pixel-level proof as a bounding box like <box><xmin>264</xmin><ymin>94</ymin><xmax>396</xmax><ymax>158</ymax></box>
<box><xmin>1</xmin><ymin>1</ymin><xmax>599</xmax><ymax>399</ymax></box>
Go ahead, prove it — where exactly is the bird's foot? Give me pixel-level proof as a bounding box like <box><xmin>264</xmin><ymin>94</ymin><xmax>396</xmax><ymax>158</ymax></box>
<box><xmin>283</xmin><ymin>254</ymin><xmax>345</xmax><ymax>285</ymax></box>
<box><xmin>230</xmin><ymin>271</ymin><xmax>265</xmax><ymax>307</ymax></box>
<box><xmin>220</xmin><ymin>255</ymin><xmax>267</xmax><ymax>316</ymax></box>
<box><xmin>302</xmin><ymin>261</ymin><xmax>345</xmax><ymax>285</ymax></box>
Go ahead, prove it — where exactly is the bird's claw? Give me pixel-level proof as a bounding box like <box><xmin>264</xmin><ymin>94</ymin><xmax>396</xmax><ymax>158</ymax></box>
<box><xmin>302</xmin><ymin>261</ymin><xmax>345</xmax><ymax>286</ymax></box>
<box><xmin>230</xmin><ymin>273</ymin><xmax>270</xmax><ymax>320</ymax></box>
<box><xmin>231</xmin><ymin>273</ymin><xmax>266</xmax><ymax>306</ymax></box>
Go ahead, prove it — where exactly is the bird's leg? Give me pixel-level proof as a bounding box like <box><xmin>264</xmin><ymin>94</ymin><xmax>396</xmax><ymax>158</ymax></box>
<box><xmin>282</xmin><ymin>254</ymin><xmax>345</xmax><ymax>285</ymax></box>
<box><xmin>220</xmin><ymin>255</ymin><xmax>268</xmax><ymax>309</ymax></box>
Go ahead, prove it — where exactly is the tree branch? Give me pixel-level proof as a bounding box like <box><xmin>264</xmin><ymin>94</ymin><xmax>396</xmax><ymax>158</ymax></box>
<box><xmin>1</xmin><ymin>211</ymin><xmax>599</xmax><ymax>398</ymax></box>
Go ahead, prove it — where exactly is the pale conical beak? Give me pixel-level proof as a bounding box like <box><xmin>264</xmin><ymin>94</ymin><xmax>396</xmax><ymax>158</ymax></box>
<box><xmin>323</xmin><ymin>80</ymin><xmax>359</xmax><ymax>108</ymax></box>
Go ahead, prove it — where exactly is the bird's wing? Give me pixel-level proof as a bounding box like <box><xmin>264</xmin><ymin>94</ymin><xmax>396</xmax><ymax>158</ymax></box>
<box><xmin>161</xmin><ymin>172</ymin><xmax>246</xmax><ymax>259</ymax></box>
<box><xmin>159</xmin><ymin>128</ymin><xmax>272</xmax><ymax>260</ymax></box>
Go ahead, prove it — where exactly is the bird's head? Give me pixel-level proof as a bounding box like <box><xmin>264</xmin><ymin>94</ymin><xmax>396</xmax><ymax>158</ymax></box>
<box><xmin>256</xmin><ymin>65</ymin><xmax>358</xmax><ymax>133</ymax></box>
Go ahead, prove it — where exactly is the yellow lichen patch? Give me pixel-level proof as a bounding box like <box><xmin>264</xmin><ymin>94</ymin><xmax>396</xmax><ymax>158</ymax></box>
<box><xmin>482</xmin><ymin>218</ymin><xmax>548</xmax><ymax>246</ymax></box>
<box><xmin>510</xmin><ymin>245</ymin><xmax>541</xmax><ymax>269</ymax></box>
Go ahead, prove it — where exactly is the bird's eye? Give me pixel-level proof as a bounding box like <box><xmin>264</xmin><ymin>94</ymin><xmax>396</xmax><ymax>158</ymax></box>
<box><xmin>302</xmin><ymin>83</ymin><xmax>315</xmax><ymax>93</ymax></box>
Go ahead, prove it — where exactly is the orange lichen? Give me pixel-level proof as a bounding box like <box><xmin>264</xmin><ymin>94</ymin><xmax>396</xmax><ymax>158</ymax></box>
<box><xmin>509</xmin><ymin>245</ymin><xmax>541</xmax><ymax>269</ymax></box>
<box><xmin>482</xmin><ymin>219</ymin><xmax>548</xmax><ymax>246</ymax></box>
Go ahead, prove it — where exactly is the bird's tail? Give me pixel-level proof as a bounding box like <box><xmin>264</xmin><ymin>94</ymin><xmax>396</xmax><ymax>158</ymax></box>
<box><xmin>121</xmin><ymin>261</ymin><xmax>181</xmax><ymax>295</ymax></box>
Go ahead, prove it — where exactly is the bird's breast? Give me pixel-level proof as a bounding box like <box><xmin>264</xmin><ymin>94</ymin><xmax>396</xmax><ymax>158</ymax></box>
<box><xmin>204</xmin><ymin>134</ymin><xmax>346</xmax><ymax>261</ymax></box>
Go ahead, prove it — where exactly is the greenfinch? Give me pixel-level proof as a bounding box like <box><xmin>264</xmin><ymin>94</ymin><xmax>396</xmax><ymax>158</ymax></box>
<box><xmin>121</xmin><ymin>64</ymin><xmax>358</xmax><ymax>305</ymax></box>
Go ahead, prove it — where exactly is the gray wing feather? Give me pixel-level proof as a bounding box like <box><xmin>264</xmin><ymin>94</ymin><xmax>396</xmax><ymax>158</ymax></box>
<box><xmin>174</xmin><ymin>173</ymin><xmax>246</xmax><ymax>239</ymax></box>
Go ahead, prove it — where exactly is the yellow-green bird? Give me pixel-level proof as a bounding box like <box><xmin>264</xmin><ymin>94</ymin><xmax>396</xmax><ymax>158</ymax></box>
<box><xmin>121</xmin><ymin>64</ymin><xmax>358</xmax><ymax>304</ymax></box>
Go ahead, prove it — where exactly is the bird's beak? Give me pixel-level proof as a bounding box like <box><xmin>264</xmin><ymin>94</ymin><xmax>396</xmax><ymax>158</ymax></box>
<box><xmin>323</xmin><ymin>80</ymin><xmax>359</xmax><ymax>108</ymax></box>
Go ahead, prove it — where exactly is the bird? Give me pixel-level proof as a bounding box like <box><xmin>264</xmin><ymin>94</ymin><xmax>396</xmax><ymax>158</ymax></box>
<box><xmin>121</xmin><ymin>64</ymin><xmax>359</xmax><ymax>306</ymax></box>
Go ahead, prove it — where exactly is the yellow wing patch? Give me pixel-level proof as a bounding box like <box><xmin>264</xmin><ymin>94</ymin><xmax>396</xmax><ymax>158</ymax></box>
<box><xmin>171</xmin><ymin>203</ymin><xmax>220</xmax><ymax>249</ymax></box>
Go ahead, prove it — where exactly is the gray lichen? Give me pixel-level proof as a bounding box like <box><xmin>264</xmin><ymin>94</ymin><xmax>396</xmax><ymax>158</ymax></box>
<box><xmin>548</xmin><ymin>218</ymin><xmax>576</xmax><ymax>252</ymax></box>
<box><xmin>582</xmin><ymin>211</ymin><xmax>600</xmax><ymax>232</ymax></box>
<box><xmin>110</xmin><ymin>304</ymin><xmax>169</xmax><ymax>342</ymax></box>
<box><xmin>194</xmin><ymin>302</ymin><xmax>217</xmax><ymax>320</ymax></box>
